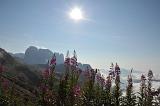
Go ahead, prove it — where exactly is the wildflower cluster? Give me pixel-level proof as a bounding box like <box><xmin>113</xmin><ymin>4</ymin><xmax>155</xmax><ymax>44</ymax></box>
<box><xmin>0</xmin><ymin>51</ymin><xmax>160</xmax><ymax>106</ymax></box>
<box><xmin>39</xmin><ymin>53</ymin><xmax>57</xmax><ymax>105</ymax></box>
<box><xmin>57</xmin><ymin>50</ymin><xmax>83</xmax><ymax>106</ymax></box>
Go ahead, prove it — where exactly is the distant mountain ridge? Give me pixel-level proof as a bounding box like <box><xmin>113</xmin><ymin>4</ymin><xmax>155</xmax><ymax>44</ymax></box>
<box><xmin>25</xmin><ymin>46</ymin><xmax>64</xmax><ymax>64</ymax></box>
<box><xmin>10</xmin><ymin>46</ymin><xmax>64</xmax><ymax>64</ymax></box>
<box><xmin>11</xmin><ymin>46</ymin><xmax>92</xmax><ymax>70</ymax></box>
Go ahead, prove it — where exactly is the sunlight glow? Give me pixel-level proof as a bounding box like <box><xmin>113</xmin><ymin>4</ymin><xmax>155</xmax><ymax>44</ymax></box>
<box><xmin>69</xmin><ymin>7</ymin><xmax>84</xmax><ymax>21</ymax></box>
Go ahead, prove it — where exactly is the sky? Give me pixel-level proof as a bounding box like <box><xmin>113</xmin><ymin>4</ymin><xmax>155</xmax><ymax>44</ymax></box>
<box><xmin>0</xmin><ymin>0</ymin><xmax>160</xmax><ymax>72</ymax></box>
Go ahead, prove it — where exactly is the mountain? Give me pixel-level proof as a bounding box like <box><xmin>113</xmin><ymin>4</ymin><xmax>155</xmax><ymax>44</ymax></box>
<box><xmin>78</xmin><ymin>63</ymin><xmax>92</xmax><ymax>70</ymax></box>
<box><xmin>0</xmin><ymin>48</ymin><xmax>41</xmax><ymax>98</ymax></box>
<box><xmin>0</xmin><ymin>48</ymin><xmax>16</xmax><ymax>65</ymax></box>
<box><xmin>11</xmin><ymin>46</ymin><xmax>64</xmax><ymax>65</ymax></box>
<box><xmin>54</xmin><ymin>52</ymin><xmax>65</xmax><ymax>64</ymax></box>
<box><xmin>0</xmin><ymin>48</ymin><xmax>91</xmax><ymax>93</ymax></box>
<box><xmin>13</xmin><ymin>53</ymin><xmax>25</xmax><ymax>59</ymax></box>
<box><xmin>24</xmin><ymin>46</ymin><xmax>62</xmax><ymax>64</ymax></box>
<box><xmin>11</xmin><ymin>46</ymin><xmax>91</xmax><ymax>70</ymax></box>
<box><xmin>0</xmin><ymin>48</ymin><xmax>40</xmax><ymax>84</ymax></box>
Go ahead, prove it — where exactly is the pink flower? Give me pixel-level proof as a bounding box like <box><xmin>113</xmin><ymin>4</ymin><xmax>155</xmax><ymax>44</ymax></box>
<box><xmin>65</xmin><ymin>57</ymin><xmax>70</xmax><ymax>65</ymax></box>
<box><xmin>141</xmin><ymin>74</ymin><xmax>146</xmax><ymax>88</ymax></box>
<box><xmin>50</xmin><ymin>53</ymin><xmax>56</xmax><ymax>66</ymax></box>
<box><xmin>115</xmin><ymin>63</ymin><xmax>120</xmax><ymax>75</ymax></box>
<box><xmin>70</xmin><ymin>50</ymin><xmax>77</xmax><ymax>67</ymax></box>
<box><xmin>115</xmin><ymin>75</ymin><xmax>120</xmax><ymax>83</ymax></box>
<box><xmin>42</xmin><ymin>68</ymin><xmax>50</xmax><ymax>79</ymax></box>
<box><xmin>39</xmin><ymin>83</ymin><xmax>49</xmax><ymax>93</ymax></box>
<box><xmin>109</xmin><ymin>63</ymin><xmax>115</xmax><ymax>77</ymax></box>
<box><xmin>109</xmin><ymin>70</ymin><xmax>115</xmax><ymax>77</ymax></box>
<box><xmin>106</xmin><ymin>76</ymin><xmax>112</xmax><ymax>89</ymax></box>
<box><xmin>96</xmin><ymin>74</ymin><xmax>101</xmax><ymax>81</ymax></box>
<box><xmin>75</xmin><ymin>68</ymin><xmax>82</xmax><ymax>76</ymax></box>
<box><xmin>127</xmin><ymin>75</ymin><xmax>133</xmax><ymax>88</ymax></box>
<box><xmin>141</xmin><ymin>74</ymin><xmax>146</xmax><ymax>81</ymax></box>
<box><xmin>148</xmin><ymin>70</ymin><xmax>153</xmax><ymax>80</ymax></box>
<box><xmin>100</xmin><ymin>76</ymin><xmax>105</xmax><ymax>86</ymax></box>
<box><xmin>73</xmin><ymin>85</ymin><xmax>81</xmax><ymax>97</ymax></box>
<box><xmin>96</xmin><ymin>74</ymin><xmax>105</xmax><ymax>87</ymax></box>
<box><xmin>70</xmin><ymin>56</ymin><xmax>77</xmax><ymax>67</ymax></box>
<box><xmin>64</xmin><ymin>51</ymin><xmax>70</xmax><ymax>65</ymax></box>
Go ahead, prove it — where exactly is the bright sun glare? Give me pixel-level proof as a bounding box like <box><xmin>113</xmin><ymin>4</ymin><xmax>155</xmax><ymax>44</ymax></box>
<box><xmin>69</xmin><ymin>7</ymin><xmax>84</xmax><ymax>21</ymax></box>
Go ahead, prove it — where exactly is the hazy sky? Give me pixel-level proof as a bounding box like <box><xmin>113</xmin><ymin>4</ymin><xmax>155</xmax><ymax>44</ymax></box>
<box><xmin>0</xmin><ymin>0</ymin><xmax>160</xmax><ymax>72</ymax></box>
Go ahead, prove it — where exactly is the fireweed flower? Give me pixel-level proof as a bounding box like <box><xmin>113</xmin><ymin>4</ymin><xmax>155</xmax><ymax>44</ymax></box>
<box><xmin>127</xmin><ymin>69</ymin><xmax>133</xmax><ymax>88</ymax></box>
<box><xmin>151</xmin><ymin>88</ymin><xmax>159</xmax><ymax>96</ymax></box>
<box><xmin>73</xmin><ymin>85</ymin><xmax>81</xmax><ymax>97</ymax></box>
<box><xmin>42</xmin><ymin>68</ymin><xmax>50</xmax><ymax>79</ymax></box>
<box><xmin>42</xmin><ymin>53</ymin><xmax>56</xmax><ymax>80</ymax></box>
<box><xmin>109</xmin><ymin>63</ymin><xmax>115</xmax><ymax>77</ymax></box>
<box><xmin>115</xmin><ymin>75</ymin><xmax>120</xmax><ymax>83</ymax></box>
<box><xmin>140</xmin><ymin>74</ymin><xmax>147</xmax><ymax>103</ymax></box>
<box><xmin>64</xmin><ymin>50</ymin><xmax>70</xmax><ymax>66</ymax></box>
<box><xmin>141</xmin><ymin>74</ymin><xmax>146</xmax><ymax>81</ymax></box>
<box><xmin>75</xmin><ymin>68</ymin><xmax>82</xmax><ymax>76</ymax></box>
<box><xmin>106</xmin><ymin>76</ymin><xmax>112</xmax><ymax>89</ymax></box>
<box><xmin>146</xmin><ymin>70</ymin><xmax>154</xmax><ymax>105</ymax></box>
<box><xmin>114</xmin><ymin>63</ymin><xmax>120</xmax><ymax>84</ymax></box>
<box><xmin>100</xmin><ymin>75</ymin><xmax>105</xmax><ymax>87</ymax></box>
<box><xmin>127</xmin><ymin>75</ymin><xmax>133</xmax><ymax>88</ymax></box>
<box><xmin>112</xmin><ymin>63</ymin><xmax>121</xmax><ymax>106</ymax></box>
<box><xmin>115</xmin><ymin>63</ymin><xmax>120</xmax><ymax>76</ymax></box>
<box><xmin>141</xmin><ymin>74</ymin><xmax>146</xmax><ymax>88</ymax></box>
<box><xmin>148</xmin><ymin>70</ymin><xmax>153</xmax><ymax>80</ymax></box>
<box><xmin>39</xmin><ymin>83</ymin><xmax>49</xmax><ymax>93</ymax></box>
<box><xmin>70</xmin><ymin>50</ymin><xmax>78</xmax><ymax>68</ymax></box>
<box><xmin>96</xmin><ymin>73</ymin><xmax>105</xmax><ymax>87</ymax></box>
<box><xmin>96</xmin><ymin>73</ymin><xmax>101</xmax><ymax>82</ymax></box>
<box><xmin>140</xmin><ymin>74</ymin><xmax>146</xmax><ymax>94</ymax></box>
<box><xmin>50</xmin><ymin>53</ymin><xmax>56</xmax><ymax>66</ymax></box>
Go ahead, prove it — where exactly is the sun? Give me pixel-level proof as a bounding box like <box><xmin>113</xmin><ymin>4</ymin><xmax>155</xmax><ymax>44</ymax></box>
<box><xmin>69</xmin><ymin>7</ymin><xmax>84</xmax><ymax>21</ymax></box>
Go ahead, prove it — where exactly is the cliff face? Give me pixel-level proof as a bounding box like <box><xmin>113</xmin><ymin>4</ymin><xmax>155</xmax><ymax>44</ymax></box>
<box><xmin>23</xmin><ymin>46</ymin><xmax>64</xmax><ymax>64</ymax></box>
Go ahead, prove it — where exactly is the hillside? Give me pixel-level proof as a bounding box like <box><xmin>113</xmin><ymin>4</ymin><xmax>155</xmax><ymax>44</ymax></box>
<box><xmin>0</xmin><ymin>48</ymin><xmax>41</xmax><ymax>102</ymax></box>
